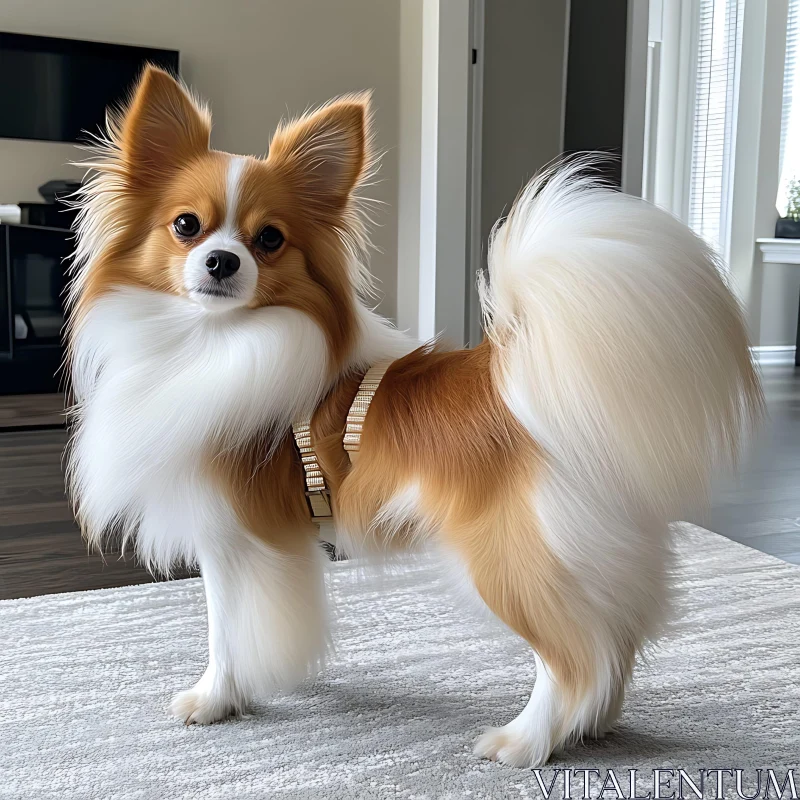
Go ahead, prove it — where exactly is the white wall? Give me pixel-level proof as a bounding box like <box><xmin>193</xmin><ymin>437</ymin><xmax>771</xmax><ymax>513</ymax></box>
<box><xmin>622</xmin><ymin>0</ymin><xmax>649</xmax><ymax>196</ymax></box>
<box><xmin>729</xmin><ymin>0</ymin><xmax>790</xmax><ymax>345</ymax></box>
<box><xmin>760</xmin><ymin>262</ymin><xmax>800</xmax><ymax>345</ymax></box>
<box><xmin>426</xmin><ymin>0</ymin><xmax>470</xmax><ymax>345</ymax></box>
<box><xmin>400</xmin><ymin>0</ymin><xmax>570</xmax><ymax>347</ymax></box>
<box><xmin>0</xmin><ymin>0</ymin><xmax>401</xmax><ymax>318</ymax></box>
<box><xmin>396</xmin><ymin>0</ymin><xmax>424</xmax><ymax>336</ymax></box>
<box><xmin>651</xmin><ymin>0</ymin><xmax>793</xmax><ymax>345</ymax></box>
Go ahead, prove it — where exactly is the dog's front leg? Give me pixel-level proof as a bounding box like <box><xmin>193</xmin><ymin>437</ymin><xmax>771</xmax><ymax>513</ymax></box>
<box><xmin>170</xmin><ymin>520</ymin><xmax>328</xmax><ymax>724</ymax></box>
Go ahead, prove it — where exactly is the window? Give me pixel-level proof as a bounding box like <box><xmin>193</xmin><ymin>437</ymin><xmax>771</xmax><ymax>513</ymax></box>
<box><xmin>687</xmin><ymin>0</ymin><xmax>745</xmax><ymax>255</ymax></box>
<box><xmin>777</xmin><ymin>0</ymin><xmax>800</xmax><ymax>216</ymax></box>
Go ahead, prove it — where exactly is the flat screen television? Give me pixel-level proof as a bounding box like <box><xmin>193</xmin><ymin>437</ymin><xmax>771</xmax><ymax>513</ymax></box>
<box><xmin>0</xmin><ymin>32</ymin><xmax>179</xmax><ymax>143</ymax></box>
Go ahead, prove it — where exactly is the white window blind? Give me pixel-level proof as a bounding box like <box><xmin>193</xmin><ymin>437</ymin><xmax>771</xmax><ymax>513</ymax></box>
<box><xmin>777</xmin><ymin>0</ymin><xmax>800</xmax><ymax>216</ymax></box>
<box><xmin>687</xmin><ymin>0</ymin><xmax>744</xmax><ymax>255</ymax></box>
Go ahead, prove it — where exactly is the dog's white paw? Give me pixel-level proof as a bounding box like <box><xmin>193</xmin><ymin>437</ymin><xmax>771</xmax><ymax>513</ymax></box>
<box><xmin>170</xmin><ymin>673</ymin><xmax>245</xmax><ymax>725</ymax></box>
<box><xmin>474</xmin><ymin>724</ymin><xmax>553</xmax><ymax>768</ymax></box>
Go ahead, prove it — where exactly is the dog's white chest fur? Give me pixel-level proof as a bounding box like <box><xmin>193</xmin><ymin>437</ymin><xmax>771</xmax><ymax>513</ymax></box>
<box><xmin>69</xmin><ymin>287</ymin><xmax>331</xmax><ymax>570</ymax></box>
<box><xmin>69</xmin><ymin>287</ymin><xmax>414</xmax><ymax>571</ymax></box>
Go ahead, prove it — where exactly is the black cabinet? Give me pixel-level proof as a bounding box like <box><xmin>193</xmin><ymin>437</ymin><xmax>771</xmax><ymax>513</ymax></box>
<box><xmin>0</xmin><ymin>224</ymin><xmax>72</xmax><ymax>394</ymax></box>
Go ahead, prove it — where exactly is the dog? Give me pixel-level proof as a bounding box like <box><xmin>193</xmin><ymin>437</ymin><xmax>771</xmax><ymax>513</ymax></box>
<box><xmin>66</xmin><ymin>66</ymin><xmax>763</xmax><ymax>768</ymax></box>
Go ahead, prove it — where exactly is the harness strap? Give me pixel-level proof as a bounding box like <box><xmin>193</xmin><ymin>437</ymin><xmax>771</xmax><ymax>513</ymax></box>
<box><xmin>290</xmin><ymin>420</ymin><xmax>333</xmax><ymax>520</ymax></box>
<box><xmin>292</xmin><ymin>359</ymin><xmax>393</xmax><ymax>522</ymax></box>
<box><xmin>342</xmin><ymin>361</ymin><xmax>393</xmax><ymax>461</ymax></box>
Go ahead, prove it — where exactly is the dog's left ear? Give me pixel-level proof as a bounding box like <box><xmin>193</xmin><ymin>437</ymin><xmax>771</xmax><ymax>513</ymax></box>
<box><xmin>267</xmin><ymin>92</ymin><xmax>372</xmax><ymax>207</ymax></box>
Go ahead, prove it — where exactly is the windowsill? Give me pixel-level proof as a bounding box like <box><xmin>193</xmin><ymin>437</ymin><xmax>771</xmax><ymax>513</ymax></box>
<box><xmin>757</xmin><ymin>238</ymin><xmax>800</xmax><ymax>264</ymax></box>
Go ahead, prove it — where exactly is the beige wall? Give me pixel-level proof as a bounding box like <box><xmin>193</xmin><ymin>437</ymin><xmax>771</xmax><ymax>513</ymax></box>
<box><xmin>0</xmin><ymin>0</ymin><xmax>401</xmax><ymax>317</ymax></box>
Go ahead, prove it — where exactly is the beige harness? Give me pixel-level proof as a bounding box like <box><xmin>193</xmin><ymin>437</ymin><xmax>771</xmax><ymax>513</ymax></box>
<box><xmin>291</xmin><ymin>360</ymin><xmax>392</xmax><ymax>522</ymax></box>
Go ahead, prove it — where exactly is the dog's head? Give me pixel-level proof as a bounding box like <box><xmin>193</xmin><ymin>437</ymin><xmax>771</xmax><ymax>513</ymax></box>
<box><xmin>72</xmin><ymin>65</ymin><xmax>374</xmax><ymax>362</ymax></box>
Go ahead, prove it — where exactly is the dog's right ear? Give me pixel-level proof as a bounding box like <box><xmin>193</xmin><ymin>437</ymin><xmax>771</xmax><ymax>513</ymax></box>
<box><xmin>117</xmin><ymin>65</ymin><xmax>211</xmax><ymax>187</ymax></box>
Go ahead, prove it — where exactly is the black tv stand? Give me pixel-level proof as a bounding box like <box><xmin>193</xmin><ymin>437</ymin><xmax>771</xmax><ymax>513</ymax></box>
<box><xmin>0</xmin><ymin>223</ymin><xmax>72</xmax><ymax>395</ymax></box>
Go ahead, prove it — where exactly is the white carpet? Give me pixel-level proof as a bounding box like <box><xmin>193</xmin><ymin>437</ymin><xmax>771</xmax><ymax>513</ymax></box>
<box><xmin>1</xmin><ymin>525</ymin><xmax>799</xmax><ymax>800</ymax></box>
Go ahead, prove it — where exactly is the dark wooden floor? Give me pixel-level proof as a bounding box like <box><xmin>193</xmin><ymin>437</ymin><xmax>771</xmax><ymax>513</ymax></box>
<box><xmin>0</xmin><ymin>362</ymin><xmax>798</xmax><ymax>600</ymax></box>
<box><xmin>707</xmin><ymin>362</ymin><xmax>800</xmax><ymax>564</ymax></box>
<box><xmin>0</xmin><ymin>426</ymin><xmax>164</xmax><ymax>599</ymax></box>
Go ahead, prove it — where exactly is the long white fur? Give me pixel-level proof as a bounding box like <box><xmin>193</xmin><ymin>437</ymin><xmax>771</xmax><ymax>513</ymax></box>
<box><xmin>69</xmin><ymin>150</ymin><xmax>414</xmax><ymax>721</ymax></box>
<box><xmin>72</xmin><ymin>132</ymin><xmax>761</xmax><ymax>761</ymax></box>
<box><xmin>481</xmin><ymin>162</ymin><xmax>762</xmax><ymax>519</ymax></box>
<box><xmin>223</xmin><ymin>155</ymin><xmax>246</xmax><ymax>233</ymax></box>
<box><xmin>70</xmin><ymin>284</ymin><xmax>411</xmax><ymax>719</ymax></box>
<box><xmin>370</xmin><ymin>482</ymin><xmax>423</xmax><ymax>542</ymax></box>
<box><xmin>474</xmin><ymin>161</ymin><xmax>763</xmax><ymax>766</ymax></box>
<box><xmin>70</xmin><ymin>288</ymin><xmax>330</xmax><ymax>568</ymax></box>
<box><xmin>169</xmin><ymin>491</ymin><xmax>329</xmax><ymax>723</ymax></box>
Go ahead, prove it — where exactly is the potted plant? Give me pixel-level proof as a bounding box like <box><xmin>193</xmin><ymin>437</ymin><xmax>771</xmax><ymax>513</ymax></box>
<box><xmin>776</xmin><ymin>178</ymin><xmax>800</xmax><ymax>238</ymax></box>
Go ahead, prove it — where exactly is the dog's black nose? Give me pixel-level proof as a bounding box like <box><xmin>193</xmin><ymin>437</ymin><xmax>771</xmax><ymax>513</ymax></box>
<box><xmin>205</xmin><ymin>250</ymin><xmax>240</xmax><ymax>280</ymax></box>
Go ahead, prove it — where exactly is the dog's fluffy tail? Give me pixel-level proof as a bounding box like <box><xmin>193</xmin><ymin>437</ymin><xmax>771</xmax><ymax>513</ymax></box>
<box><xmin>480</xmin><ymin>160</ymin><xmax>764</xmax><ymax>518</ymax></box>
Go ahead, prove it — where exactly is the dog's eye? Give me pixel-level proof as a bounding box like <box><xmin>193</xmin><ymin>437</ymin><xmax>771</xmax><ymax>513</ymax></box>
<box><xmin>257</xmin><ymin>226</ymin><xmax>285</xmax><ymax>253</ymax></box>
<box><xmin>173</xmin><ymin>214</ymin><xmax>202</xmax><ymax>239</ymax></box>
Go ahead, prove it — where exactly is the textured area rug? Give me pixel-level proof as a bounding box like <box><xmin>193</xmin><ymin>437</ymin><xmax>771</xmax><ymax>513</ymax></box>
<box><xmin>1</xmin><ymin>525</ymin><xmax>799</xmax><ymax>800</ymax></box>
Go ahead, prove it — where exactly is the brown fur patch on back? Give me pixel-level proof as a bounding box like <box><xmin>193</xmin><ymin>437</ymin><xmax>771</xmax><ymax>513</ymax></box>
<box><xmin>334</xmin><ymin>342</ymin><xmax>533</xmax><ymax>532</ymax></box>
<box><xmin>330</xmin><ymin>341</ymin><xmax>597</xmax><ymax>706</ymax></box>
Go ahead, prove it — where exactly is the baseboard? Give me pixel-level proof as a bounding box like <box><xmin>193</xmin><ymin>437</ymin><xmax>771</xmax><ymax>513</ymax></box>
<box><xmin>751</xmin><ymin>345</ymin><xmax>796</xmax><ymax>365</ymax></box>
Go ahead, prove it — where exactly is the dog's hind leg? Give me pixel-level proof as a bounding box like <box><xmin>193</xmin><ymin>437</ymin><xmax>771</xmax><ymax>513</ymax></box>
<box><xmin>444</xmin><ymin>498</ymin><xmax>640</xmax><ymax>767</ymax></box>
<box><xmin>473</xmin><ymin>642</ymin><xmax>635</xmax><ymax>768</ymax></box>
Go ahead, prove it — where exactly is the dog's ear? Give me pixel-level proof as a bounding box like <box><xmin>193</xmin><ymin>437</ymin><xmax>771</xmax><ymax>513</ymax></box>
<box><xmin>117</xmin><ymin>65</ymin><xmax>211</xmax><ymax>187</ymax></box>
<box><xmin>267</xmin><ymin>92</ymin><xmax>372</xmax><ymax>207</ymax></box>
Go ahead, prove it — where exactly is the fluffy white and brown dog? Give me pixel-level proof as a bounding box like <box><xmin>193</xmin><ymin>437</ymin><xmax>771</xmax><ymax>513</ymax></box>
<box><xmin>66</xmin><ymin>66</ymin><xmax>762</xmax><ymax>767</ymax></box>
